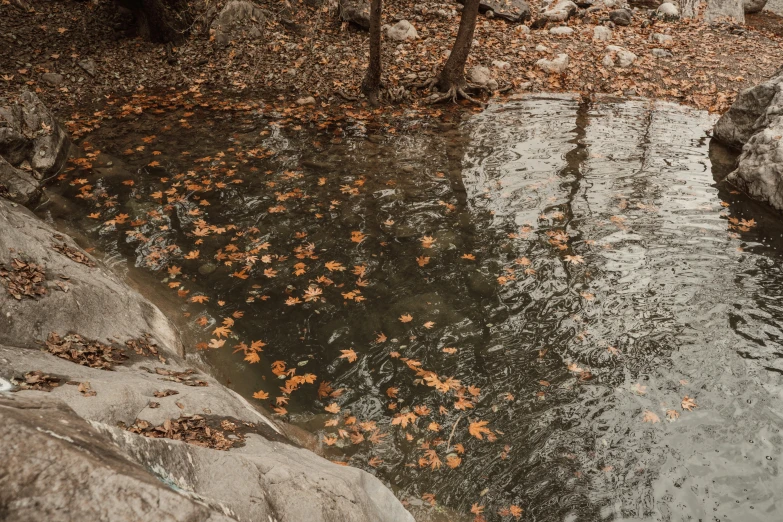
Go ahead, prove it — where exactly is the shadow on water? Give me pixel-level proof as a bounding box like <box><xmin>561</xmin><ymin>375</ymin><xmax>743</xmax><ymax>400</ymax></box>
<box><xmin>36</xmin><ymin>94</ymin><xmax>783</xmax><ymax>521</ymax></box>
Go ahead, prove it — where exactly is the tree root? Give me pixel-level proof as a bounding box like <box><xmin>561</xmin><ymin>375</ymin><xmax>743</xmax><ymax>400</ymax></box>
<box><xmin>428</xmin><ymin>85</ymin><xmax>484</xmax><ymax>106</ymax></box>
<box><xmin>335</xmin><ymin>89</ymin><xmax>360</xmax><ymax>102</ymax></box>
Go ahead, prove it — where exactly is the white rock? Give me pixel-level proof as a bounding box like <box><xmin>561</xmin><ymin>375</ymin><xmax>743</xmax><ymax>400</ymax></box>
<box><xmin>386</xmin><ymin>20</ymin><xmax>418</xmax><ymax>41</ymax></box>
<box><xmin>604</xmin><ymin>45</ymin><xmax>637</xmax><ymax>68</ymax></box>
<box><xmin>651</xmin><ymin>48</ymin><xmax>672</xmax><ymax>58</ymax></box>
<box><xmin>540</xmin><ymin>0</ymin><xmax>578</xmax><ymax>22</ymax></box>
<box><xmin>657</xmin><ymin>2</ymin><xmax>679</xmax><ymax>16</ymax></box>
<box><xmin>550</xmin><ymin>26</ymin><xmax>574</xmax><ymax>35</ymax></box>
<box><xmin>535</xmin><ymin>44</ymin><xmax>550</xmax><ymax>52</ymax></box>
<box><xmin>593</xmin><ymin>25</ymin><xmax>612</xmax><ymax>41</ymax></box>
<box><xmin>468</xmin><ymin>65</ymin><xmax>492</xmax><ymax>86</ymax></box>
<box><xmin>536</xmin><ymin>53</ymin><xmax>569</xmax><ymax>74</ymax></box>
<box><xmin>296</xmin><ymin>96</ymin><xmax>316</xmax><ymax>106</ymax></box>
<box><xmin>492</xmin><ymin>60</ymin><xmax>511</xmax><ymax>70</ymax></box>
<box><xmin>515</xmin><ymin>25</ymin><xmax>531</xmax><ymax>34</ymax></box>
<box><xmin>487</xmin><ymin>79</ymin><xmax>499</xmax><ymax>91</ymax></box>
<box><xmin>650</xmin><ymin>33</ymin><xmax>673</xmax><ymax>45</ymax></box>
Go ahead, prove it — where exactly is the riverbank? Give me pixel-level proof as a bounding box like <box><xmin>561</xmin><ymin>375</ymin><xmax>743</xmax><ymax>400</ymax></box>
<box><xmin>0</xmin><ymin>194</ymin><xmax>414</xmax><ymax>520</ymax></box>
<box><xmin>2</xmin><ymin>0</ymin><xmax>783</xmax><ymax>125</ymax></box>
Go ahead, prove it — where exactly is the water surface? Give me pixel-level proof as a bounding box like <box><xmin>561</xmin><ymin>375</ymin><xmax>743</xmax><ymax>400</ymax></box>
<box><xmin>39</xmin><ymin>94</ymin><xmax>783</xmax><ymax>522</ymax></box>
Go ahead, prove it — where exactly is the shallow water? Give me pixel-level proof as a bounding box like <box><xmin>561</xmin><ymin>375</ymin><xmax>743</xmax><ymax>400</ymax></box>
<box><xmin>39</xmin><ymin>94</ymin><xmax>783</xmax><ymax>521</ymax></box>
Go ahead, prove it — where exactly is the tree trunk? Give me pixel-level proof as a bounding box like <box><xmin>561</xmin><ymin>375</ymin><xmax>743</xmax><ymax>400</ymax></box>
<box><xmin>361</xmin><ymin>0</ymin><xmax>383</xmax><ymax>105</ymax></box>
<box><xmin>117</xmin><ymin>0</ymin><xmax>194</xmax><ymax>43</ymax></box>
<box><xmin>437</xmin><ymin>0</ymin><xmax>480</xmax><ymax>92</ymax></box>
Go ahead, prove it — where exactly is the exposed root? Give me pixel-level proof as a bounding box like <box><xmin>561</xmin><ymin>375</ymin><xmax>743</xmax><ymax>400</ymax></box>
<box><xmin>335</xmin><ymin>89</ymin><xmax>360</xmax><ymax>101</ymax></box>
<box><xmin>409</xmin><ymin>76</ymin><xmax>439</xmax><ymax>91</ymax></box>
<box><xmin>428</xmin><ymin>85</ymin><xmax>458</xmax><ymax>104</ymax></box>
<box><xmin>457</xmin><ymin>86</ymin><xmax>483</xmax><ymax>105</ymax></box>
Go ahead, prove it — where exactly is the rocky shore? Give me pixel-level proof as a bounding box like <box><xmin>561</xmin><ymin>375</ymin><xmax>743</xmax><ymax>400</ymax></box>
<box><xmin>0</xmin><ymin>95</ymin><xmax>413</xmax><ymax>522</ymax></box>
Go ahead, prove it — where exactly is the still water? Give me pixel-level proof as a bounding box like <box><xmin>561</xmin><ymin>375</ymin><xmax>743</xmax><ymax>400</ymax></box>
<box><xmin>40</xmin><ymin>94</ymin><xmax>783</xmax><ymax>521</ymax></box>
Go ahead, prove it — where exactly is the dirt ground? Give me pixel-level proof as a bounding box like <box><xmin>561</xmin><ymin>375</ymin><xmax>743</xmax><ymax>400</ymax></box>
<box><xmin>1</xmin><ymin>0</ymin><xmax>783</xmax><ymax>128</ymax></box>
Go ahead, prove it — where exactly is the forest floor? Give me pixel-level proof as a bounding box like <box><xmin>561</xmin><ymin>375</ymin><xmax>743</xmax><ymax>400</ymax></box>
<box><xmin>1</xmin><ymin>0</ymin><xmax>783</xmax><ymax>130</ymax></box>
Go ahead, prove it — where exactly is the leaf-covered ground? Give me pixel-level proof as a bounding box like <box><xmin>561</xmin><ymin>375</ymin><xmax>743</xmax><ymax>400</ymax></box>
<box><xmin>2</xmin><ymin>0</ymin><xmax>783</xmax><ymax>118</ymax></box>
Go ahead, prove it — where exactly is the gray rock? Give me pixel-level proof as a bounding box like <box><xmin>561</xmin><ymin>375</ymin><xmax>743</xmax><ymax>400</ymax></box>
<box><xmin>0</xmin><ymin>91</ymin><xmax>70</xmax><ymax>178</ymax></box>
<box><xmin>536</xmin><ymin>53</ymin><xmax>569</xmax><ymax>73</ymax></box>
<box><xmin>78</xmin><ymin>58</ymin><xmax>97</xmax><ymax>77</ymax></box>
<box><xmin>477</xmin><ymin>0</ymin><xmax>532</xmax><ymax>21</ymax></box>
<box><xmin>492</xmin><ymin>59</ymin><xmax>511</xmax><ymax>70</ymax></box>
<box><xmin>539</xmin><ymin>0</ymin><xmax>578</xmax><ymax>22</ymax></box>
<box><xmin>296</xmin><ymin>96</ymin><xmax>316</xmax><ymax>106</ymax></box>
<box><xmin>550</xmin><ymin>25</ymin><xmax>575</xmax><ymax>34</ymax></box>
<box><xmin>0</xmin><ymin>156</ymin><xmax>38</xmax><ymax>204</ymax></box>
<box><xmin>657</xmin><ymin>2</ymin><xmax>679</xmax><ymax>17</ymax></box>
<box><xmin>714</xmin><ymin>70</ymin><xmax>781</xmax><ymax>150</ymax></box>
<box><xmin>41</xmin><ymin>72</ymin><xmax>63</xmax><ymax>85</ymax></box>
<box><xmin>650</xmin><ymin>32</ymin><xmax>673</xmax><ymax>45</ymax></box>
<box><xmin>744</xmin><ymin>0</ymin><xmax>767</xmax><ymax>11</ymax></box>
<box><xmin>608</xmin><ymin>8</ymin><xmax>633</xmax><ymax>25</ymax></box>
<box><xmin>713</xmin><ymin>70</ymin><xmax>783</xmax><ymax>210</ymax></box>
<box><xmin>593</xmin><ymin>25</ymin><xmax>613</xmax><ymax>41</ymax></box>
<box><xmin>0</xmin><ymin>199</ymin><xmax>416</xmax><ymax>522</ymax></box>
<box><xmin>469</xmin><ymin>65</ymin><xmax>493</xmax><ymax>86</ymax></box>
<box><xmin>386</xmin><ymin>19</ymin><xmax>418</xmax><ymax>41</ymax></box>
<box><xmin>704</xmin><ymin>0</ymin><xmax>744</xmax><ymax>21</ymax></box>
<box><xmin>515</xmin><ymin>24</ymin><xmax>531</xmax><ymax>34</ymax></box>
<box><xmin>210</xmin><ymin>0</ymin><xmax>266</xmax><ymax>46</ymax></box>
<box><xmin>0</xmin><ymin>395</ymin><xmax>235</xmax><ymax>522</ymax></box>
<box><xmin>339</xmin><ymin>0</ymin><xmax>370</xmax><ymax>29</ymax></box>
<box><xmin>604</xmin><ymin>45</ymin><xmax>637</xmax><ymax>67</ymax></box>
<box><xmin>651</xmin><ymin>48</ymin><xmax>673</xmax><ymax>58</ymax></box>
<box><xmin>535</xmin><ymin>44</ymin><xmax>550</xmax><ymax>52</ymax></box>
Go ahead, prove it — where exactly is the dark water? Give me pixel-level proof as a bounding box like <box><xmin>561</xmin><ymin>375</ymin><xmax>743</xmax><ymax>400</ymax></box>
<box><xmin>38</xmin><ymin>94</ymin><xmax>783</xmax><ymax>521</ymax></box>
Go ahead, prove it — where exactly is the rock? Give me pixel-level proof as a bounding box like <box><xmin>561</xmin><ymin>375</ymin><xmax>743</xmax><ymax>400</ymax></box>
<box><xmin>656</xmin><ymin>2</ymin><xmax>679</xmax><ymax>17</ymax></box>
<box><xmin>487</xmin><ymin>79</ymin><xmax>499</xmax><ymax>91</ymax></box>
<box><xmin>468</xmin><ymin>65</ymin><xmax>493</xmax><ymax>86</ymax></box>
<box><xmin>536</xmin><ymin>53</ymin><xmax>569</xmax><ymax>73</ymax></box>
<box><xmin>78</xmin><ymin>58</ymin><xmax>97</xmax><ymax>77</ymax></box>
<box><xmin>603</xmin><ymin>45</ymin><xmax>637</xmax><ymax>67</ymax></box>
<box><xmin>479</xmin><ymin>0</ymin><xmax>532</xmax><ymax>21</ymax></box>
<box><xmin>492</xmin><ymin>60</ymin><xmax>511</xmax><ymax>70</ymax></box>
<box><xmin>550</xmin><ymin>25</ymin><xmax>574</xmax><ymax>34</ymax></box>
<box><xmin>339</xmin><ymin>0</ymin><xmax>370</xmax><ymax>29</ymax></box>
<box><xmin>210</xmin><ymin>0</ymin><xmax>267</xmax><ymax>46</ymax></box>
<box><xmin>0</xmin><ymin>156</ymin><xmax>38</xmax><ymax>204</ymax></box>
<box><xmin>0</xmin><ymin>395</ymin><xmax>234</xmax><ymax>522</ymax></box>
<box><xmin>385</xmin><ymin>20</ymin><xmax>418</xmax><ymax>41</ymax></box>
<box><xmin>296</xmin><ymin>96</ymin><xmax>316</xmax><ymax>106</ymax></box>
<box><xmin>705</xmin><ymin>0</ymin><xmax>744</xmax><ymax>22</ymax></box>
<box><xmin>593</xmin><ymin>25</ymin><xmax>612</xmax><ymax>41</ymax></box>
<box><xmin>515</xmin><ymin>24</ymin><xmax>530</xmax><ymax>34</ymax></box>
<box><xmin>0</xmin><ymin>199</ymin><xmax>416</xmax><ymax>522</ymax></box>
<box><xmin>0</xmin><ymin>198</ymin><xmax>181</xmax><ymax>351</ymax></box>
<box><xmin>650</xmin><ymin>32</ymin><xmax>673</xmax><ymax>45</ymax></box>
<box><xmin>608</xmin><ymin>8</ymin><xmax>633</xmax><ymax>25</ymax></box>
<box><xmin>651</xmin><ymin>48</ymin><xmax>673</xmax><ymax>58</ymax></box>
<box><xmin>535</xmin><ymin>44</ymin><xmax>550</xmax><ymax>52</ymax></box>
<box><xmin>41</xmin><ymin>72</ymin><xmax>63</xmax><ymax>85</ymax></box>
<box><xmin>539</xmin><ymin>0</ymin><xmax>578</xmax><ymax>22</ymax></box>
<box><xmin>744</xmin><ymin>0</ymin><xmax>767</xmax><ymax>12</ymax></box>
<box><xmin>714</xmin><ymin>70</ymin><xmax>782</xmax><ymax>150</ymax></box>
<box><xmin>0</xmin><ymin>90</ymin><xmax>70</xmax><ymax>179</ymax></box>
<box><xmin>714</xmin><ymin>70</ymin><xmax>783</xmax><ymax>211</ymax></box>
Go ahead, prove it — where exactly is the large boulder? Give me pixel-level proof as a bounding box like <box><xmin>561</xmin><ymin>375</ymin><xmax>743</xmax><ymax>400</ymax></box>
<box><xmin>339</xmin><ymin>0</ymin><xmax>370</xmax><ymax>29</ymax></box>
<box><xmin>210</xmin><ymin>0</ymin><xmax>267</xmax><ymax>46</ymax></box>
<box><xmin>714</xmin><ymin>70</ymin><xmax>783</xmax><ymax>211</ymax></box>
<box><xmin>744</xmin><ymin>0</ymin><xmax>767</xmax><ymax>11</ymax></box>
<box><xmin>0</xmin><ymin>197</ymin><xmax>415</xmax><ymax>522</ymax></box>
<box><xmin>0</xmin><ymin>198</ymin><xmax>182</xmax><ymax>352</ymax></box>
<box><xmin>714</xmin><ymin>70</ymin><xmax>782</xmax><ymax>150</ymax></box>
<box><xmin>458</xmin><ymin>0</ymin><xmax>532</xmax><ymax>22</ymax></box>
<box><xmin>0</xmin><ymin>395</ymin><xmax>234</xmax><ymax>522</ymax></box>
<box><xmin>0</xmin><ymin>91</ymin><xmax>70</xmax><ymax>203</ymax></box>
